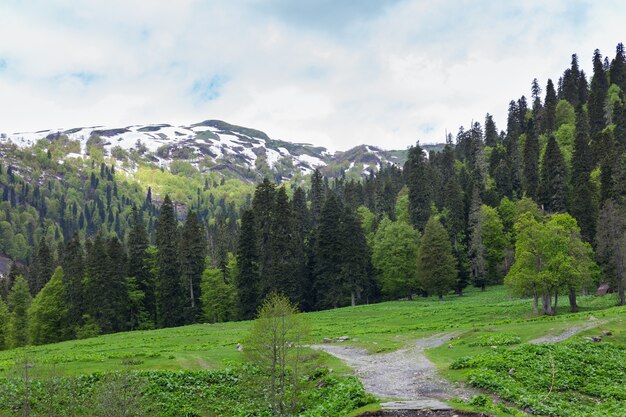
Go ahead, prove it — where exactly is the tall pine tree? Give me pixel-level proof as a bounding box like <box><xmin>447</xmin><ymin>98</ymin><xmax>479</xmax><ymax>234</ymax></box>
<box><xmin>179</xmin><ymin>211</ymin><xmax>206</xmax><ymax>322</ymax></box>
<box><xmin>156</xmin><ymin>195</ymin><xmax>184</xmax><ymax>328</ymax></box>
<box><xmin>236</xmin><ymin>210</ymin><xmax>259</xmax><ymax>320</ymax></box>
<box><xmin>539</xmin><ymin>136</ymin><xmax>568</xmax><ymax>213</ymax></box>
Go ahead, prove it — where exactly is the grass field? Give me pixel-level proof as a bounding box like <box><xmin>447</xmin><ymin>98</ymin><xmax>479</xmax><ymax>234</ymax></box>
<box><xmin>0</xmin><ymin>286</ymin><xmax>625</xmax><ymax>416</ymax></box>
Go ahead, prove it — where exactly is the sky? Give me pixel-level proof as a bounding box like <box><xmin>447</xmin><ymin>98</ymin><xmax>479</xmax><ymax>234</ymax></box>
<box><xmin>0</xmin><ymin>0</ymin><xmax>625</xmax><ymax>151</ymax></box>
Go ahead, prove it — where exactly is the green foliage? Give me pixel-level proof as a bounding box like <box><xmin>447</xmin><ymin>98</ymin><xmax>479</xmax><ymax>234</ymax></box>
<box><xmin>201</xmin><ymin>257</ymin><xmax>237</xmax><ymax>323</ymax></box>
<box><xmin>0</xmin><ymin>298</ymin><xmax>8</xmax><ymax>350</ymax></box>
<box><xmin>555</xmin><ymin>100</ymin><xmax>576</xmax><ymax>128</ymax></box>
<box><xmin>28</xmin><ymin>267</ymin><xmax>69</xmax><ymax>345</ymax></box>
<box><xmin>371</xmin><ymin>216</ymin><xmax>420</xmax><ymax>299</ymax></box>
<box><xmin>451</xmin><ymin>342</ymin><xmax>626</xmax><ymax>417</ymax></box>
<box><xmin>417</xmin><ymin>216</ymin><xmax>457</xmax><ymax>298</ymax></box>
<box><xmin>480</xmin><ymin>205</ymin><xmax>508</xmax><ymax>284</ymax></box>
<box><xmin>7</xmin><ymin>276</ymin><xmax>31</xmax><ymax>349</ymax></box>
<box><xmin>466</xmin><ymin>333</ymin><xmax>521</xmax><ymax>347</ymax></box>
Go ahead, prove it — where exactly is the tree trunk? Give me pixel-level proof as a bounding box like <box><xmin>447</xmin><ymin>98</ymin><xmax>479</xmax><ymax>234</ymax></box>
<box><xmin>568</xmin><ymin>287</ymin><xmax>578</xmax><ymax>312</ymax></box>
<box><xmin>542</xmin><ymin>293</ymin><xmax>552</xmax><ymax>315</ymax></box>
<box><xmin>582</xmin><ymin>288</ymin><xmax>588</xmax><ymax>296</ymax></box>
<box><xmin>351</xmin><ymin>291</ymin><xmax>356</xmax><ymax>307</ymax></box>
<box><xmin>533</xmin><ymin>292</ymin><xmax>539</xmax><ymax>315</ymax></box>
<box><xmin>553</xmin><ymin>289</ymin><xmax>558</xmax><ymax>316</ymax></box>
<box><xmin>619</xmin><ymin>283</ymin><xmax>625</xmax><ymax>306</ymax></box>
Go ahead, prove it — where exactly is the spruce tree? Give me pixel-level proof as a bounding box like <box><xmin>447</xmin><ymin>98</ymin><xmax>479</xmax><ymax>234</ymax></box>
<box><xmin>404</xmin><ymin>143</ymin><xmax>431</xmax><ymax>231</ymax></box>
<box><xmin>570</xmin><ymin>106</ymin><xmax>598</xmax><ymax>242</ymax></box>
<box><xmin>31</xmin><ymin>235</ymin><xmax>53</xmax><ymax>295</ymax></box>
<box><xmin>522</xmin><ymin>118</ymin><xmax>540</xmax><ymax>200</ymax></box>
<box><xmin>61</xmin><ymin>233</ymin><xmax>84</xmax><ymax>331</ymax></box>
<box><xmin>484</xmin><ymin>113</ymin><xmax>498</xmax><ymax>147</ymax></box>
<box><xmin>468</xmin><ymin>188</ymin><xmax>486</xmax><ymax>290</ymax></box>
<box><xmin>339</xmin><ymin>206</ymin><xmax>373</xmax><ymax>306</ymax></box>
<box><xmin>179</xmin><ymin>211</ymin><xmax>206</xmax><ymax>322</ymax></box>
<box><xmin>106</xmin><ymin>236</ymin><xmax>128</xmax><ymax>332</ymax></box>
<box><xmin>610</xmin><ymin>43</ymin><xmax>626</xmax><ymax>91</ymax></box>
<box><xmin>127</xmin><ymin>206</ymin><xmax>154</xmax><ymax>325</ymax></box>
<box><xmin>314</xmin><ymin>193</ymin><xmax>344</xmax><ymax>309</ymax></box>
<box><xmin>310</xmin><ymin>169</ymin><xmax>325</xmax><ymax>227</ymax></box>
<box><xmin>156</xmin><ymin>195</ymin><xmax>183</xmax><ymax>328</ymax></box>
<box><xmin>252</xmin><ymin>179</ymin><xmax>276</xmax><ymax>297</ymax></box>
<box><xmin>7</xmin><ymin>275</ymin><xmax>31</xmax><ymax>348</ymax></box>
<box><xmin>236</xmin><ymin>210</ymin><xmax>259</xmax><ymax>320</ymax></box>
<box><xmin>539</xmin><ymin>136</ymin><xmax>568</xmax><ymax>213</ymax></box>
<box><xmin>588</xmin><ymin>49</ymin><xmax>609</xmax><ymax>138</ymax></box>
<box><xmin>417</xmin><ymin>216</ymin><xmax>457</xmax><ymax>299</ymax></box>
<box><xmin>542</xmin><ymin>79</ymin><xmax>558</xmax><ymax>133</ymax></box>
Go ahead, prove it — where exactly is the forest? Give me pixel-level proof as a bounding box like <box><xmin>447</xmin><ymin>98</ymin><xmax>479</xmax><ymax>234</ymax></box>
<box><xmin>1</xmin><ymin>43</ymin><xmax>626</xmax><ymax>350</ymax></box>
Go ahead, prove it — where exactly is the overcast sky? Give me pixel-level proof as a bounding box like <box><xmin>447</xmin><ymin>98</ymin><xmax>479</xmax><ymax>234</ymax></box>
<box><xmin>0</xmin><ymin>1</ymin><xmax>624</xmax><ymax>150</ymax></box>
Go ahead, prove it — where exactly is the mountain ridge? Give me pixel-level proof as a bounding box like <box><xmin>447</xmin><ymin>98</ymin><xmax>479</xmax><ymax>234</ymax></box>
<box><xmin>1</xmin><ymin>119</ymin><xmax>444</xmax><ymax>180</ymax></box>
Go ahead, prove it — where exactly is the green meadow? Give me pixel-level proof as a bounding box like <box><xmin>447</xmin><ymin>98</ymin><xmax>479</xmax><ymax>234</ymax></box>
<box><xmin>1</xmin><ymin>286</ymin><xmax>625</xmax><ymax>416</ymax></box>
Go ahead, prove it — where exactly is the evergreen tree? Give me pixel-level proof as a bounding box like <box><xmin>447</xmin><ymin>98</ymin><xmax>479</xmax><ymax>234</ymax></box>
<box><xmin>179</xmin><ymin>211</ymin><xmax>206</xmax><ymax>322</ymax></box>
<box><xmin>484</xmin><ymin>113</ymin><xmax>498</xmax><ymax>147</ymax></box>
<box><xmin>522</xmin><ymin>118</ymin><xmax>540</xmax><ymax>199</ymax></box>
<box><xmin>28</xmin><ymin>266</ymin><xmax>69</xmax><ymax>345</ymax></box>
<box><xmin>417</xmin><ymin>216</ymin><xmax>457</xmax><ymax>299</ymax></box>
<box><xmin>61</xmin><ymin>233</ymin><xmax>84</xmax><ymax>332</ymax></box>
<box><xmin>127</xmin><ymin>206</ymin><xmax>154</xmax><ymax>325</ymax></box>
<box><xmin>236</xmin><ymin>210</ymin><xmax>259</xmax><ymax>320</ymax></box>
<box><xmin>314</xmin><ymin>194</ymin><xmax>344</xmax><ymax>309</ymax></box>
<box><xmin>609</xmin><ymin>42</ymin><xmax>626</xmax><ymax>91</ymax></box>
<box><xmin>560</xmin><ymin>54</ymin><xmax>581</xmax><ymax>106</ymax></box>
<box><xmin>468</xmin><ymin>188</ymin><xmax>486</xmax><ymax>290</ymax></box>
<box><xmin>404</xmin><ymin>143</ymin><xmax>431</xmax><ymax>231</ymax></box>
<box><xmin>106</xmin><ymin>236</ymin><xmax>129</xmax><ymax>332</ymax></box>
<box><xmin>339</xmin><ymin>206</ymin><xmax>374</xmax><ymax>306</ymax></box>
<box><xmin>570</xmin><ymin>107</ymin><xmax>598</xmax><ymax>242</ymax></box>
<box><xmin>310</xmin><ymin>169</ymin><xmax>325</xmax><ymax>227</ymax></box>
<box><xmin>7</xmin><ymin>275</ymin><xmax>31</xmax><ymax>348</ymax></box>
<box><xmin>596</xmin><ymin>199</ymin><xmax>626</xmax><ymax>305</ymax></box>
<box><xmin>31</xmin><ymin>235</ymin><xmax>53</xmax><ymax>295</ymax></box>
<box><xmin>539</xmin><ymin>136</ymin><xmax>568</xmax><ymax>213</ymax></box>
<box><xmin>542</xmin><ymin>79</ymin><xmax>558</xmax><ymax>133</ymax></box>
<box><xmin>252</xmin><ymin>179</ymin><xmax>276</xmax><ymax>299</ymax></box>
<box><xmin>0</xmin><ymin>297</ymin><xmax>8</xmax><ymax>350</ymax></box>
<box><xmin>480</xmin><ymin>205</ymin><xmax>507</xmax><ymax>285</ymax></box>
<box><xmin>156</xmin><ymin>195</ymin><xmax>184</xmax><ymax>328</ymax></box>
<box><xmin>588</xmin><ymin>49</ymin><xmax>609</xmax><ymax>138</ymax></box>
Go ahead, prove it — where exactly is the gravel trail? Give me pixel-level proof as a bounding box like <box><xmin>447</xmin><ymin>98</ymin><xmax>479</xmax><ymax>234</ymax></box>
<box><xmin>312</xmin><ymin>333</ymin><xmax>476</xmax><ymax>410</ymax></box>
<box><xmin>528</xmin><ymin>320</ymin><xmax>606</xmax><ymax>344</ymax></box>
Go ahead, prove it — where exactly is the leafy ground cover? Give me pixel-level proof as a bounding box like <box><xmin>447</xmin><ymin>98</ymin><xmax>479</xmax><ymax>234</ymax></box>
<box><xmin>0</xmin><ymin>286</ymin><xmax>624</xmax><ymax>416</ymax></box>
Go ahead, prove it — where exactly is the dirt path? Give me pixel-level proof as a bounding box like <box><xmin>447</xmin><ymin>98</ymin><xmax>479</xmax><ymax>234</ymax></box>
<box><xmin>312</xmin><ymin>334</ymin><xmax>476</xmax><ymax>410</ymax></box>
<box><xmin>528</xmin><ymin>320</ymin><xmax>606</xmax><ymax>344</ymax></box>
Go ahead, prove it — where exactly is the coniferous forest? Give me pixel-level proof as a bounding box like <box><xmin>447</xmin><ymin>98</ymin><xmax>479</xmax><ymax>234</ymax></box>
<box><xmin>2</xmin><ymin>44</ymin><xmax>626</xmax><ymax>352</ymax></box>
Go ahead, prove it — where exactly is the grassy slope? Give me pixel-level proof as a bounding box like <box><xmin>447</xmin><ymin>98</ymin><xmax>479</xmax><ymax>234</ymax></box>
<box><xmin>0</xmin><ymin>287</ymin><xmax>624</xmax><ymax>416</ymax></box>
<box><xmin>1</xmin><ymin>286</ymin><xmax>623</xmax><ymax>379</ymax></box>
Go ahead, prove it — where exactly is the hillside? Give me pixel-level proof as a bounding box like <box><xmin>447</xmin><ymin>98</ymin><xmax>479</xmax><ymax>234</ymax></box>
<box><xmin>0</xmin><ymin>287</ymin><xmax>624</xmax><ymax>416</ymax></box>
<box><xmin>0</xmin><ymin>120</ymin><xmax>430</xmax><ymax>181</ymax></box>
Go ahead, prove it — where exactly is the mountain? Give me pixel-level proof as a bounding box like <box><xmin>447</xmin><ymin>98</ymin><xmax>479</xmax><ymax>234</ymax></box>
<box><xmin>0</xmin><ymin>120</ymin><xmax>440</xmax><ymax>181</ymax></box>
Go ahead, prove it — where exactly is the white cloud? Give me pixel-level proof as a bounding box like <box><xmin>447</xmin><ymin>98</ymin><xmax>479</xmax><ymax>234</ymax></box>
<box><xmin>0</xmin><ymin>0</ymin><xmax>625</xmax><ymax>150</ymax></box>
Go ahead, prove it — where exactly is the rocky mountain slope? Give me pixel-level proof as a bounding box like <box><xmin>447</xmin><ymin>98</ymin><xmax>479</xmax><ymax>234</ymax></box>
<box><xmin>1</xmin><ymin>120</ymin><xmax>442</xmax><ymax>180</ymax></box>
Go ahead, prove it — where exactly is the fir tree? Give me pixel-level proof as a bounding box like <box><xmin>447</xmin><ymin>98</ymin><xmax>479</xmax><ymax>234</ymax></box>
<box><xmin>522</xmin><ymin>118</ymin><xmax>540</xmax><ymax>200</ymax></box>
<box><xmin>570</xmin><ymin>106</ymin><xmax>598</xmax><ymax>242</ymax></box>
<box><xmin>236</xmin><ymin>210</ymin><xmax>259</xmax><ymax>320</ymax></box>
<box><xmin>179</xmin><ymin>211</ymin><xmax>206</xmax><ymax>322</ymax></box>
<box><xmin>7</xmin><ymin>275</ymin><xmax>31</xmax><ymax>348</ymax></box>
<box><xmin>314</xmin><ymin>193</ymin><xmax>344</xmax><ymax>309</ymax></box>
<box><xmin>404</xmin><ymin>143</ymin><xmax>431</xmax><ymax>231</ymax></box>
<box><xmin>156</xmin><ymin>195</ymin><xmax>184</xmax><ymax>328</ymax></box>
<box><xmin>539</xmin><ymin>136</ymin><xmax>568</xmax><ymax>213</ymax></box>
<box><xmin>417</xmin><ymin>216</ymin><xmax>457</xmax><ymax>299</ymax></box>
<box><xmin>31</xmin><ymin>235</ymin><xmax>53</xmax><ymax>295</ymax></box>
<box><xmin>61</xmin><ymin>233</ymin><xmax>84</xmax><ymax>331</ymax></box>
<box><xmin>484</xmin><ymin>113</ymin><xmax>498</xmax><ymax>147</ymax></box>
<box><xmin>310</xmin><ymin>169</ymin><xmax>325</xmax><ymax>227</ymax></box>
<box><xmin>588</xmin><ymin>49</ymin><xmax>609</xmax><ymax>138</ymax></box>
<box><xmin>127</xmin><ymin>206</ymin><xmax>154</xmax><ymax>325</ymax></box>
<box><xmin>609</xmin><ymin>42</ymin><xmax>626</xmax><ymax>91</ymax></box>
<box><xmin>468</xmin><ymin>188</ymin><xmax>486</xmax><ymax>290</ymax></box>
<box><xmin>106</xmin><ymin>236</ymin><xmax>129</xmax><ymax>332</ymax></box>
<box><xmin>542</xmin><ymin>79</ymin><xmax>558</xmax><ymax>133</ymax></box>
<box><xmin>339</xmin><ymin>206</ymin><xmax>373</xmax><ymax>306</ymax></box>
